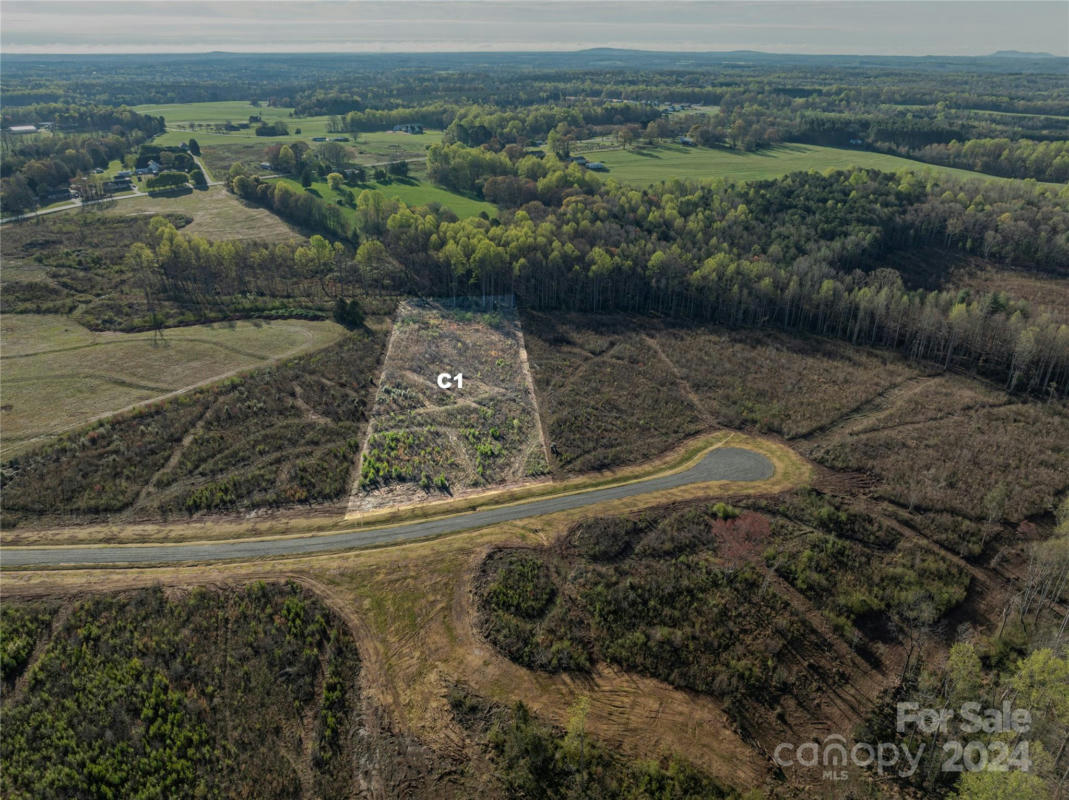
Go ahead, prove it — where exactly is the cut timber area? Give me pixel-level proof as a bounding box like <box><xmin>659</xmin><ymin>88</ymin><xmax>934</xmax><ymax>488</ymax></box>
<box><xmin>348</xmin><ymin>298</ymin><xmax>549</xmax><ymax>514</ymax></box>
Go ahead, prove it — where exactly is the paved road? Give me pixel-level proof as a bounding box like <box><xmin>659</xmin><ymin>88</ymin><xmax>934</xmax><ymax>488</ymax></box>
<box><xmin>1</xmin><ymin>447</ymin><xmax>772</xmax><ymax>568</ymax></box>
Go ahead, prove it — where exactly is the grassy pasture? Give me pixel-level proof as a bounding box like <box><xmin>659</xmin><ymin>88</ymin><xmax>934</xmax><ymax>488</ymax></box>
<box><xmin>101</xmin><ymin>185</ymin><xmax>299</xmax><ymax>240</ymax></box>
<box><xmin>140</xmin><ymin>101</ymin><xmax>442</xmax><ymax>171</ymax></box>
<box><xmin>135</xmin><ymin>100</ymin><xmax>333</xmax><ymax>136</ymax></box>
<box><xmin>0</xmin><ymin>315</ymin><xmax>344</xmax><ymax>455</ymax></box>
<box><xmin>583</xmin><ymin>142</ymin><xmax>1060</xmax><ymax>187</ymax></box>
<box><xmin>194</xmin><ymin>130</ymin><xmax>442</xmax><ymax>177</ymax></box>
<box><xmin>272</xmin><ymin>174</ymin><xmax>496</xmax><ymax>220</ymax></box>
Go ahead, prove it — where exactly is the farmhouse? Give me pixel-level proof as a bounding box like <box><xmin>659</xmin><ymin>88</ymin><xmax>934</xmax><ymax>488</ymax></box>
<box><xmin>7</xmin><ymin>125</ymin><xmax>37</xmax><ymax>134</ymax></box>
<box><xmin>42</xmin><ymin>188</ymin><xmax>74</xmax><ymax>203</ymax></box>
<box><xmin>392</xmin><ymin>123</ymin><xmax>424</xmax><ymax>134</ymax></box>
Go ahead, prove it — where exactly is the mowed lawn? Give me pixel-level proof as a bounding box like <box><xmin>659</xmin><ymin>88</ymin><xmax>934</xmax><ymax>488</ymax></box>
<box><xmin>272</xmin><ymin>175</ymin><xmax>497</xmax><ymax>220</ymax></box>
<box><xmin>583</xmin><ymin>142</ymin><xmax>1055</xmax><ymax>187</ymax></box>
<box><xmin>0</xmin><ymin>315</ymin><xmax>345</xmax><ymax>455</ymax></box>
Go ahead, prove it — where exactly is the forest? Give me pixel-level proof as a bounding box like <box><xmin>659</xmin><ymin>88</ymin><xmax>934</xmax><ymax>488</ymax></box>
<box><xmin>1</xmin><ymin>582</ymin><xmax>363</xmax><ymax>800</ymax></box>
<box><xmin>234</xmin><ymin>150</ymin><xmax>1069</xmax><ymax>399</ymax></box>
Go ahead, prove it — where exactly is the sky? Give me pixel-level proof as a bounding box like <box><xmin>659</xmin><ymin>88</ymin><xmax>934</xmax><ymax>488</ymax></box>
<box><xmin>2</xmin><ymin>1</ymin><xmax>1067</xmax><ymax>57</ymax></box>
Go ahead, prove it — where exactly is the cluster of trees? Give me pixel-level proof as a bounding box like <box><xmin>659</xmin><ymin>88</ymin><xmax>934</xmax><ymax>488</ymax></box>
<box><xmin>130</xmin><ymin>218</ymin><xmax>350</xmax><ymax>302</ymax></box>
<box><xmin>2</xmin><ymin>133</ymin><xmax>124</xmax><ymax>213</ymax></box>
<box><xmin>0</xmin><ymin>102</ymin><xmax>165</xmax><ymax>134</ymax></box>
<box><xmin>146</xmin><ymin>170</ymin><xmax>192</xmax><ymax>191</ymax></box>
<box><xmin>477</xmin><ymin>506</ymin><xmax>819</xmax><ymax>729</ymax></box>
<box><xmin>427</xmin><ymin>142</ymin><xmax>601</xmax><ymax>199</ymax></box>
<box><xmin>859</xmin><ymin>502</ymin><xmax>1069</xmax><ymax>799</ymax></box>
<box><xmin>255</xmin><ymin>120</ymin><xmax>289</xmax><ymax>136</ymax></box>
<box><xmin>908</xmin><ymin>137</ymin><xmax>1069</xmax><ymax>182</ymax></box>
<box><xmin>230</xmin><ymin>170</ymin><xmax>351</xmax><ymax>238</ymax></box>
<box><xmin>260</xmin><ymin>140</ymin><xmax>364</xmax><ymax>185</ymax></box>
<box><xmin>449</xmin><ymin>692</ymin><xmax>735</xmax><ymax>799</ymax></box>
<box><xmin>443</xmin><ymin>100</ymin><xmax>654</xmax><ymax>147</ymax></box>
<box><xmin>405</xmin><ymin>163</ymin><xmax>1069</xmax><ymax>396</ymax></box>
<box><xmin>327</xmin><ymin>103</ymin><xmax>455</xmax><ymax>133</ymax></box>
<box><xmin>225</xmin><ymin>142</ymin><xmax>1069</xmax><ymax>399</ymax></box>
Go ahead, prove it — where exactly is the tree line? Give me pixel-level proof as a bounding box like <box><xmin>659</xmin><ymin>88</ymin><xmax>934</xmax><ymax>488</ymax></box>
<box><xmin>370</xmin><ymin>155</ymin><xmax>1069</xmax><ymax>398</ymax></box>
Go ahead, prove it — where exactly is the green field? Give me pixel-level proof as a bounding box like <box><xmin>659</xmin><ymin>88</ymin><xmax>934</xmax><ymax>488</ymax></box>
<box><xmin>135</xmin><ymin>100</ymin><xmax>333</xmax><ymax>136</ymax></box>
<box><xmin>138</xmin><ymin>101</ymin><xmax>441</xmax><ymax>165</ymax></box>
<box><xmin>272</xmin><ymin>175</ymin><xmax>497</xmax><ymax>220</ymax></box>
<box><xmin>0</xmin><ymin>315</ymin><xmax>345</xmax><ymax>455</ymax></box>
<box><xmin>582</xmin><ymin>142</ymin><xmax>1059</xmax><ymax>187</ymax></box>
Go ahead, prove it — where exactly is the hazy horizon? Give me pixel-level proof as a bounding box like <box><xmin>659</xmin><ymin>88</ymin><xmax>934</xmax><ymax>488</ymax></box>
<box><xmin>2</xmin><ymin>1</ymin><xmax>1067</xmax><ymax>58</ymax></box>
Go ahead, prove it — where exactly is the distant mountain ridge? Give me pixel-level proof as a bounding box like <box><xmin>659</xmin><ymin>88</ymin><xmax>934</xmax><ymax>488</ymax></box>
<box><xmin>990</xmin><ymin>50</ymin><xmax>1056</xmax><ymax>58</ymax></box>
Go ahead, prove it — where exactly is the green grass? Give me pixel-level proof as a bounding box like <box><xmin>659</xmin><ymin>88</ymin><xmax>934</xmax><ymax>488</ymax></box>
<box><xmin>135</xmin><ymin>100</ymin><xmax>333</xmax><ymax>135</ymax></box>
<box><xmin>585</xmin><ymin>142</ymin><xmax>1061</xmax><ymax>187</ymax></box>
<box><xmin>272</xmin><ymin>175</ymin><xmax>497</xmax><ymax>220</ymax></box>
<box><xmin>140</xmin><ymin>101</ymin><xmax>441</xmax><ymax>159</ymax></box>
<box><xmin>0</xmin><ymin>315</ymin><xmax>345</xmax><ymax>455</ymax></box>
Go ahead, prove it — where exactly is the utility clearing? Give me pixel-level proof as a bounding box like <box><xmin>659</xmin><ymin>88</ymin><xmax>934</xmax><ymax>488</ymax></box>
<box><xmin>349</xmin><ymin>297</ymin><xmax>548</xmax><ymax>514</ymax></box>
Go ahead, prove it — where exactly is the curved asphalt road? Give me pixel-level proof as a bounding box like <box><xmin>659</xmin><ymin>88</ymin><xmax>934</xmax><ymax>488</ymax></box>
<box><xmin>1</xmin><ymin>447</ymin><xmax>773</xmax><ymax>568</ymax></box>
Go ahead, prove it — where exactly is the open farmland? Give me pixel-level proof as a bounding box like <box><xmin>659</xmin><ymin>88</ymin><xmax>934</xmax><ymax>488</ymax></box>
<box><xmin>136</xmin><ymin>100</ymin><xmax>336</xmax><ymax>138</ymax></box>
<box><xmin>197</xmin><ymin>130</ymin><xmax>441</xmax><ymax>176</ymax></box>
<box><xmin>0</xmin><ymin>315</ymin><xmax>345</xmax><ymax>456</ymax></box>
<box><xmin>102</xmin><ymin>185</ymin><xmax>300</xmax><ymax>240</ymax></box>
<box><xmin>579</xmin><ymin>141</ymin><xmax>1061</xmax><ymax>187</ymax></box>
<box><xmin>350</xmin><ymin>298</ymin><xmax>547</xmax><ymax>513</ymax></box>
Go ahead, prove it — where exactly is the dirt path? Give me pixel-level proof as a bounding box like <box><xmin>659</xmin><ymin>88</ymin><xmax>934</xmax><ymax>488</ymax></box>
<box><xmin>643</xmin><ymin>333</ymin><xmax>715</xmax><ymax>427</ymax></box>
<box><xmin>2</xmin><ymin>600</ymin><xmax>74</xmax><ymax>711</ymax></box>
<box><xmin>348</xmin><ymin>312</ymin><xmax>402</xmax><ymax>514</ymax></box>
<box><xmin>516</xmin><ymin>322</ymin><xmax>552</xmax><ymax>466</ymax></box>
<box><xmin>797</xmin><ymin>374</ymin><xmax>936</xmax><ymax>440</ymax></box>
<box><xmin>131</xmin><ymin>396</ymin><xmax>220</xmax><ymax>508</ymax></box>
